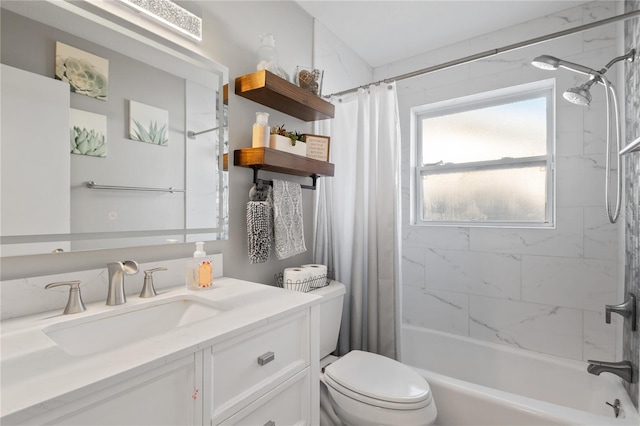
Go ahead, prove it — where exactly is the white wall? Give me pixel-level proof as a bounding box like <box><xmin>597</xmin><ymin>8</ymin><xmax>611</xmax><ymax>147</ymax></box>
<box><xmin>378</xmin><ymin>1</ymin><xmax>622</xmax><ymax>362</ymax></box>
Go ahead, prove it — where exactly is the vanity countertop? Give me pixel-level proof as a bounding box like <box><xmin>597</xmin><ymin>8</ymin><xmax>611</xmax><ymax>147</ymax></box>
<box><xmin>0</xmin><ymin>278</ymin><xmax>321</xmax><ymax>422</ymax></box>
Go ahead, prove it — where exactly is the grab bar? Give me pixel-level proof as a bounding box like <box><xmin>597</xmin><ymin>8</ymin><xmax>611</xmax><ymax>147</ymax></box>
<box><xmin>620</xmin><ymin>135</ymin><xmax>640</xmax><ymax>155</ymax></box>
<box><xmin>187</xmin><ymin>126</ymin><xmax>219</xmax><ymax>139</ymax></box>
<box><xmin>86</xmin><ymin>181</ymin><xmax>185</xmax><ymax>193</ymax></box>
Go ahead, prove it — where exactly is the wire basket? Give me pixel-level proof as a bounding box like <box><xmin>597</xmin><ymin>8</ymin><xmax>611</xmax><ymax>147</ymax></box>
<box><xmin>275</xmin><ymin>270</ymin><xmax>334</xmax><ymax>293</ymax></box>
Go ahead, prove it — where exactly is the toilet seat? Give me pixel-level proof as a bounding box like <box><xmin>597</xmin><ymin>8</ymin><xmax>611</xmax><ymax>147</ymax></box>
<box><xmin>323</xmin><ymin>350</ymin><xmax>433</xmax><ymax>410</ymax></box>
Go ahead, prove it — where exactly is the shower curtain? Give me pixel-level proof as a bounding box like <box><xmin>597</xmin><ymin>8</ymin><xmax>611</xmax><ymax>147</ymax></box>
<box><xmin>314</xmin><ymin>83</ymin><xmax>401</xmax><ymax>359</ymax></box>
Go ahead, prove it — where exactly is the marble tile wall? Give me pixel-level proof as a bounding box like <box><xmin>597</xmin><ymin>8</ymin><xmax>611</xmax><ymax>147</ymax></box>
<box><xmin>623</xmin><ymin>0</ymin><xmax>639</xmax><ymax>408</ymax></box>
<box><xmin>389</xmin><ymin>1</ymin><xmax>623</xmax><ymax>362</ymax></box>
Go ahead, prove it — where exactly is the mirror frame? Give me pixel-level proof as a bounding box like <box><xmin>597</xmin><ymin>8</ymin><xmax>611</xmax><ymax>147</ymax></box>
<box><xmin>0</xmin><ymin>0</ymin><xmax>229</xmax><ymax>256</ymax></box>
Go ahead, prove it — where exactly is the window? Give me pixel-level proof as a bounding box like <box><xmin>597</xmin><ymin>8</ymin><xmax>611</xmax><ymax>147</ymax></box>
<box><xmin>412</xmin><ymin>80</ymin><xmax>555</xmax><ymax>227</ymax></box>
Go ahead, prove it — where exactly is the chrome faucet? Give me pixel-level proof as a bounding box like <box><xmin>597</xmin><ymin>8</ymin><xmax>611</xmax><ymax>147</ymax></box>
<box><xmin>45</xmin><ymin>280</ymin><xmax>86</xmax><ymax>315</ymax></box>
<box><xmin>140</xmin><ymin>267</ymin><xmax>167</xmax><ymax>298</ymax></box>
<box><xmin>587</xmin><ymin>360</ymin><xmax>634</xmax><ymax>383</ymax></box>
<box><xmin>605</xmin><ymin>293</ymin><xmax>636</xmax><ymax>331</ymax></box>
<box><xmin>106</xmin><ymin>260</ymin><xmax>139</xmax><ymax>306</ymax></box>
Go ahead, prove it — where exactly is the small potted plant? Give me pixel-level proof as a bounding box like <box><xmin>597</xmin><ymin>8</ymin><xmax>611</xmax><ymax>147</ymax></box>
<box><xmin>269</xmin><ymin>124</ymin><xmax>307</xmax><ymax>156</ymax></box>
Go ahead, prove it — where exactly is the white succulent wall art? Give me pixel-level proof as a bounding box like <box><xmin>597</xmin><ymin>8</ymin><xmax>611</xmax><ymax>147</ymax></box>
<box><xmin>55</xmin><ymin>42</ymin><xmax>108</xmax><ymax>100</ymax></box>
<box><xmin>70</xmin><ymin>108</ymin><xmax>107</xmax><ymax>157</ymax></box>
<box><xmin>129</xmin><ymin>100</ymin><xmax>169</xmax><ymax>146</ymax></box>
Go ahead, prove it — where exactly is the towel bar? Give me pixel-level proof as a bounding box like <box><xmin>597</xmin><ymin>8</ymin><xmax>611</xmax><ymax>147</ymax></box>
<box><xmin>86</xmin><ymin>181</ymin><xmax>185</xmax><ymax>193</ymax></box>
<box><xmin>251</xmin><ymin>167</ymin><xmax>318</xmax><ymax>190</ymax></box>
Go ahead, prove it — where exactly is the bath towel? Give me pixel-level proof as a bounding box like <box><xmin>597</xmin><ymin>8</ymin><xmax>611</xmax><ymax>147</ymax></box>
<box><xmin>246</xmin><ymin>185</ymin><xmax>273</xmax><ymax>263</ymax></box>
<box><xmin>272</xmin><ymin>179</ymin><xmax>306</xmax><ymax>259</ymax></box>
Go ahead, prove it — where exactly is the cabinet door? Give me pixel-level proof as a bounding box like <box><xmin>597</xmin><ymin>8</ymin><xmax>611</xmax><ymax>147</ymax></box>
<box><xmin>43</xmin><ymin>354</ymin><xmax>202</xmax><ymax>426</ymax></box>
<box><xmin>216</xmin><ymin>368</ymin><xmax>311</xmax><ymax>426</ymax></box>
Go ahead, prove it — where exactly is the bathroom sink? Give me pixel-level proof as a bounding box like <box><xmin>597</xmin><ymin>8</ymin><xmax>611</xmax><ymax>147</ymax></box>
<box><xmin>42</xmin><ymin>297</ymin><xmax>229</xmax><ymax>356</ymax></box>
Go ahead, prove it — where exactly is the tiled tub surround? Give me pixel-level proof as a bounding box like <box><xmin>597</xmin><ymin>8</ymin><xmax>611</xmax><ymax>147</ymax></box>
<box><xmin>393</xmin><ymin>1</ymin><xmax>624</xmax><ymax>362</ymax></box>
<box><xmin>402</xmin><ymin>325</ymin><xmax>639</xmax><ymax>425</ymax></box>
<box><xmin>0</xmin><ymin>255</ymin><xmax>224</xmax><ymax>320</ymax></box>
<box><xmin>623</xmin><ymin>0</ymin><xmax>639</xmax><ymax>407</ymax></box>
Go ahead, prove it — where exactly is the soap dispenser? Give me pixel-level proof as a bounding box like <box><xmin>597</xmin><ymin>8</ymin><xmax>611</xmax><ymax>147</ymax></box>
<box><xmin>186</xmin><ymin>242</ymin><xmax>213</xmax><ymax>290</ymax></box>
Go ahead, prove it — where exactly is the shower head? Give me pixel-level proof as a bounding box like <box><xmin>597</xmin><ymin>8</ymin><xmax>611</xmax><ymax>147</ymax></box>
<box><xmin>531</xmin><ymin>55</ymin><xmax>598</xmax><ymax>76</ymax></box>
<box><xmin>563</xmin><ymin>83</ymin><xmax>593</xmax><ymax>106</ymax></box>
<box><xmin>531</xmin><ymin>55</ymin><xmax>560</xmax><ymax>70</ymax></box>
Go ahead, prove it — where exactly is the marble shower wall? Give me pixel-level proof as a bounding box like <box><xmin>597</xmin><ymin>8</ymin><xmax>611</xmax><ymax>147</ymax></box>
<box><xmin>383</xmin><ymin>1</ymin><xmax>623</xmax><ymax>362</ymax></box>
<box><xmin>623</xmin><ymin>0</ymin><xmax>639</xmax><ymax>408</ymax></box>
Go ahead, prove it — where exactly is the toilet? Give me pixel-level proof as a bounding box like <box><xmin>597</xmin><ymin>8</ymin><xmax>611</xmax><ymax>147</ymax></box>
<box><xmin>314</xmin><ymin>281</ymin><xmax>437</xmax><ymax>426</ymax></box>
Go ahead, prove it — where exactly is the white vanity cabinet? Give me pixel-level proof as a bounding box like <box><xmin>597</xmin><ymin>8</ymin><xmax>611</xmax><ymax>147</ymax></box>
<box><xmin>208</xmin><ymin>310</ymin><xmax>315</xmax><ymax>425</ymax></box>
<box><xmin>0</xmin><ymin>279</ymin><xmax>320</xmax><ymax>426</ymax></box>
<box><xmin>30</xmin><ymin>354</ymin><xmax>203</xmax><ymax>426</ymax></box>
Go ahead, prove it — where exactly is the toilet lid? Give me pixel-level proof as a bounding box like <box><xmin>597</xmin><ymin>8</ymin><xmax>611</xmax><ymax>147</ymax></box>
<box><xmin>324</xmin><ymin>350</ymin><xmax>431</xmax><ymax>405</ymax></box>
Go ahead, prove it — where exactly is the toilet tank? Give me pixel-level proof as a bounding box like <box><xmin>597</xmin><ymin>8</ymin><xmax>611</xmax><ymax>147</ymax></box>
<box><xmin>311</xmin><ymin>280</ymin><xmax>345</xmax><ymax>359</ymax></box>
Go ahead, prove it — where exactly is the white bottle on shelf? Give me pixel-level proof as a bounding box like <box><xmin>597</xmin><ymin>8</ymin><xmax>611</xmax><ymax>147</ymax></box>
<box><xmin>252</xmin><ymin>111</ymin><xmax>270</xmax><ymax>148</ymax></box>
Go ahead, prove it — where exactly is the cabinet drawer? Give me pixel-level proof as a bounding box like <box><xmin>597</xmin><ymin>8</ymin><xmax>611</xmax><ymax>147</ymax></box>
<box><xmin>211</xmin><ymin>311</ymin><xmax>308</xmax><ymax>415</ymax></box>
<box><xmin>216</xmin><ymin>368</ymin><xmax>310</xmax><ymax>426</ymax></box>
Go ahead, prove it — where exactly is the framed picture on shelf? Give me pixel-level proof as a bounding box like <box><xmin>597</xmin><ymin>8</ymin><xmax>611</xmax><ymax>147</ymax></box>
<box><xmin>303</xmin><ymin>134</ymin><xmax>330</xmax><ymax>162</ymax></box>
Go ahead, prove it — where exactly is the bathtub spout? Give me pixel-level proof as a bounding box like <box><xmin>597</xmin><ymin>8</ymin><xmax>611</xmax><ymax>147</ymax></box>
<box><xmin>587</xmin><ymin>360</ymin><xmax>633</xmax><ymax>383</ymax></box>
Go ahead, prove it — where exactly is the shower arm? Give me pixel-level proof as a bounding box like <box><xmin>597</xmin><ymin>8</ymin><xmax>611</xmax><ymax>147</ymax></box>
<box><xmin>562</xmin><ymin>49</ymin><xmax>636</xmax><ymax>88</ymax></box>
<box><xmin>601</xmin><ymin>49</ymin><xmax>636</xmax><ymax>73</ymax></box>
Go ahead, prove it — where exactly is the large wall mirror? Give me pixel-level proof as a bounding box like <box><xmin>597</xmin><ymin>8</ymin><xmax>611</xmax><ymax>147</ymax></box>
<box><xmin>0</xmin><ymin>1</ymin><xmax>229</xmax><ymax>257</ymax></box>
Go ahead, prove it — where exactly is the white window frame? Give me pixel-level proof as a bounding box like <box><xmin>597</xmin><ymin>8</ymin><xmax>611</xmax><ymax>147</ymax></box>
<box><xmin>410</xmin><ymin>79</ymin><xmax>556</xmax><ymax>228</ymax></box>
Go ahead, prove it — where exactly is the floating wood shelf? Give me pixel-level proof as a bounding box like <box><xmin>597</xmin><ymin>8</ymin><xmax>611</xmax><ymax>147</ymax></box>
<box><xmin>235</xmin><ymin>70</ymin><xmax>335</xmax><ymax>121</ymax></box>
<box><xmin>234</xmin><ymin>148</ymin><xmax>334</xmax><ymax>176</ymax></box>
<box><xmin>232</xmin><ymin>148</ymin><xmax>334</xmax><ymax>190</ymax></box>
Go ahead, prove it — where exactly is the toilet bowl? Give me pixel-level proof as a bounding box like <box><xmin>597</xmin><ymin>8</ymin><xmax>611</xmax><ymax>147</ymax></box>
<box><xmin>322</xmin><ymin>350</ymin><xmax>437</xmax><ymax>426</ymax></box>
<box><xmin>314</xmin><ymin>281</ymin><xmax>437</xmax><ymax>426</ymax></box>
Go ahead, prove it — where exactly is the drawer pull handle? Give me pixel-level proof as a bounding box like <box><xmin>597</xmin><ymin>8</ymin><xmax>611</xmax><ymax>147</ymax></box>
<box><xmin>264</xmin><ymin>421</ymin><xmax>275</xmax><ymax>426</ymax></box>
<box><xmin>257</xmin><ymin>351</ymin><xmax>275</xmax><ymax>366</ymax></box>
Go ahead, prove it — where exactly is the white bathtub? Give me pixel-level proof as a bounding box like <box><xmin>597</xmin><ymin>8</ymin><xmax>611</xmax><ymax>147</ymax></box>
<box><xmin>401</xmin><ymin>324</ymin><xmax>639</xmax><ymax>426</ymax></box>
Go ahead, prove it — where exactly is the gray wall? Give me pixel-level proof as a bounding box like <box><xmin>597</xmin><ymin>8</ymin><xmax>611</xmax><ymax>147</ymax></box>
<box><xmin>623</xmin><ymin>0</ymin><xmax>639</xmax><ymax>408</ymax></box>
<box><xmin>0</xmin><ymin>1</ymin><xmax>318</xmax><ymax>285</ymax></box>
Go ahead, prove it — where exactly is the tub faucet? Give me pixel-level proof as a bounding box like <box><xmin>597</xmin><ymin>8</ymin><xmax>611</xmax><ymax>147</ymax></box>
<box><xmin>106</xmin><ymin>260</ymin><xmax>139</xmax><ymax>306</ymax></box>
<box><xmin>587</xmin><ymin>360</ymin><xmax>634</xmax><ymax>383</ymax></box>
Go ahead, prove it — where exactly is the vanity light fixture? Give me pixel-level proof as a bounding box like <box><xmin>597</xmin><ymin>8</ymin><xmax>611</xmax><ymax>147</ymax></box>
<box><xmin>119</xmin><ymin>0</ymin><xmax>202</xmax><ymax>41</ymax></box>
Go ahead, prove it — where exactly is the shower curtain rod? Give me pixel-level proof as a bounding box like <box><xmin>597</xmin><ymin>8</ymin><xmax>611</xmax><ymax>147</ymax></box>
<box><xmin>326</xmin><ymin>9</ymin><xmax>640</xmax><ymax>98</ymax></box>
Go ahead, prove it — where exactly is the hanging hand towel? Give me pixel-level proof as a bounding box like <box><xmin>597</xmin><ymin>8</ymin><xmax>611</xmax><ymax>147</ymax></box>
<box><xmin>246</xmin><ymin>185</ymin><xmax>273</xmax><ymax>264</ymax></box>
<box><xmin>272</xmin><ymin>179</ymin><xmax>307</xmax><ymax>259</ymax></box>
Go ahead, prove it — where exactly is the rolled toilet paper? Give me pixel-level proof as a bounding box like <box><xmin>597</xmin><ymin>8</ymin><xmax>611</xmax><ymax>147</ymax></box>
<box><xmin>301</xmin><ymin>264</ymin><xmax>328</xmax><ymax>288</ymax></box>
<box><xmin>283</xmin><ymin>267</ymin><xmax>313</xmax><ymax>291</ymax></box>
